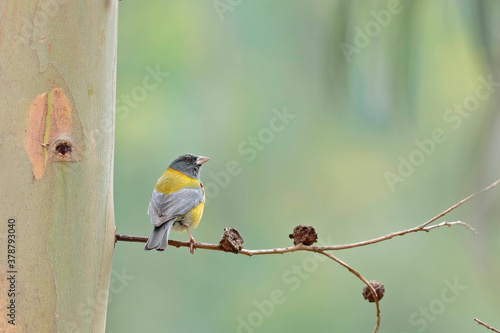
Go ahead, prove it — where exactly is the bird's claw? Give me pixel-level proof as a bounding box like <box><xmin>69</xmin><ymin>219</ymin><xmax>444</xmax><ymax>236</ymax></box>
<box><xmin>187</xmin><ymin>229</ymin><xmax>196</xmax><ymax>254</ymax></box>
<box><xmin>189</xmin><ymin>239</ymin><xmax>195</xmax><ymax>254</ymax></box>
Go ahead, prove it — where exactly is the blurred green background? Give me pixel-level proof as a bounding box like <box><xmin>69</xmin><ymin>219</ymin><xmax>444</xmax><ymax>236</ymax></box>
<box><xmin>109</xmin><ymin>1</ymin><xmax>500</xmax><ymax>332</ymax></box>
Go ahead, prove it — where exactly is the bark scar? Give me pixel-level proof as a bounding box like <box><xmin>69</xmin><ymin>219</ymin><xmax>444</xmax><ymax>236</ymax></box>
<box><xmin>25</xmin><ymin>88</ymin><xmax>83</xmax><ymax>180</ymax></box>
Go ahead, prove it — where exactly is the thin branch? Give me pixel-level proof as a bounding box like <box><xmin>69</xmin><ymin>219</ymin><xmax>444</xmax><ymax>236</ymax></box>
<box><xmin>116</xmin><ymin>233</ymin><xmax>315</xmax><ymax>256</ymax></box>
<box><xmin>418</xmin><ymin>178</ymin><xmax>499</xmax><ymax>229</ymax></box>
<box><xmin>474</xmin><ymin>318</ymin><xmax>500</xmax><ymax>333</ymax></box>
<box><xmin>115</xmin><ymin>220</ymin><xmax>476</xmax><ymax>255</ymax></box>
<box><xmin>117</xmin><ymin>179</ymin><xmax>499</xmax><ymax>253</ymax></box>
<box><xmin>115</xmin><ymin>234</ymin><xmax>236</xmax><ymax>253</ymax></box>
<box><xmin>319</xmin><ymin>251</ymin><xmax>380</xmax><ymax>333</ymax></box>
<box><xmin>115</xmin><ymin>178</ymin><xmax>500</xmax><ymax>333</ymax></box>
<box><xmin>423</xmin><ymin>220</ymin><xmax>476</xmax><ymax>233</ymax></box>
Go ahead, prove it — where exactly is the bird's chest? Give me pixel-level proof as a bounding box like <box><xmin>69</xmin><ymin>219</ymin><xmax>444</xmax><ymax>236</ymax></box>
<box><xmin>155</xmin><ymin>168</ymin><xmax>200</xmax><ymax>195</ymax></box>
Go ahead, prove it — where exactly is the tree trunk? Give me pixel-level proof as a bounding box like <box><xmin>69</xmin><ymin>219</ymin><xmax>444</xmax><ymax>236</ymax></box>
<box><xmin>0</xmin><ymin>1</ymin><xmax>117</xmax><ymax>332</ymax></box>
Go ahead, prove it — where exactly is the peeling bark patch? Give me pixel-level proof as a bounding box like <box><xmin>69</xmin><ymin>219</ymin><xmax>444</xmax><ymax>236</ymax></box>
<box><xmin>26</xmin><ymin>91</ymin><xmax>49</xmax><ymax>179</ymax></box>
<box><xmin>26</xmin><ymin>88</ymin><xmax>83</xmax><ymax>180</ymax></box>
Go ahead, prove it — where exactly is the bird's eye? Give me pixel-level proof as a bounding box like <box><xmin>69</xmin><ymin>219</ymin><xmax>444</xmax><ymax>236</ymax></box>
<box><xmin>185</xmin><ymin>157</ymin><xmax>191</xmax><ymax>162</ymax></box>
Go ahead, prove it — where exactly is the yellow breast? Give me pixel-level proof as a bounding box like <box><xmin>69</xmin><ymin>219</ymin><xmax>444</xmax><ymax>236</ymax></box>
<box><xmin>155</xmin><ymin>168</ymin><xmax>201</xmax><ymax>195</ymax></box>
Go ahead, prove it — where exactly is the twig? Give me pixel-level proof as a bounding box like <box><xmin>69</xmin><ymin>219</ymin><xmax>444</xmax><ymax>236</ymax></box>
<box><xmin>115</xmin><ymin>233</ymin><xmax>239</xmax><ymax>252</ymax></box>
<box><xmin>418</xmin><ymin>178</ymin><xmax>499</xmax><ymax>229</ymax></box>
<box><xmin>319</xmin><ymin>251</ymin><xmax>380</xmax><ymax>333</ymax></box>
<box><xmin>116</xmin><ymin>178</ymin><xmax>499</xmax><ymax>252</ymax></box>
<box><xmin>115</xmin><ymin>233</ymin><xmax>318</xmax><ymax>256</ymax></box>
<box><xmin>474</xmin><ymin>318</ymin><xmax>500</xmax><ymax>333</ymax></box>
<box><xmin>113</xmin><ymin>234</ymin><xmax>383</xmax><ymax>332</ymax></box>
<box><xmin>423</xmin><ymin>220</ymin><xmax>476</xmax><ymax>233</ymax></box>
<box><xmin>115</xmin><ymin>178</ymin><xmax>500</xmax><ymax>333</ymax></box>
<box><xmin>115</xmin><ymin>219</ymin><xmax>476</xmax><ymax>255</ymax></box>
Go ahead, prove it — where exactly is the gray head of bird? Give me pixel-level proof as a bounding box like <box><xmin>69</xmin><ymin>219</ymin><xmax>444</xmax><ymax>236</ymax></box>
<box><xmin>169</xmin><ymin>153</ymin><xmax>210</xmax><ymax>180</ymax></box>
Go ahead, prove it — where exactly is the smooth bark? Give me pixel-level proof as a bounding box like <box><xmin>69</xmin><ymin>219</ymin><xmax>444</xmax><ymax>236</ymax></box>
<box><xmin>0</xmin><ymin>1</ymin><xmax>117</xmax><ymax>332</ymax></box>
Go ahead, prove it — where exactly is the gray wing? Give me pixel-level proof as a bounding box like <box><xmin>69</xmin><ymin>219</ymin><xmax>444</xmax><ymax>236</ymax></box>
<box><xmin>148</xmin><ymin>187</ymin><xmax>204</xmax><ymax>227</ymax></box>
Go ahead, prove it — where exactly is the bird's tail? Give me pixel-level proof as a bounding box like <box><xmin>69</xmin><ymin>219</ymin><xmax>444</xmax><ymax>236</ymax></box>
<box><xmin>144</xmin><ymin>220</ymin><xmax>174</xmax><ymax>251</ymax></box>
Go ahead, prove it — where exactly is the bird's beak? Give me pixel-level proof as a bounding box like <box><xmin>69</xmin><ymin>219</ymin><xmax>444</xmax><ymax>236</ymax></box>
<box><xmin>196</xmin><ymin>156</ymin><xmax>210</xmax><ymax>165</ymax></box>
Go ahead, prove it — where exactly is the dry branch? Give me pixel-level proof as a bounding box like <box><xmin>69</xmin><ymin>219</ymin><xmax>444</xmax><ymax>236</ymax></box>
<box><xmin>474</xmin><ymin>318</ymin><xmax>500</xmax><ymax>333</ymax></box>
<box><xmin>115</xmin><ymin>178</ymin><xmax>500</xmax><ymax>333</ymax></box>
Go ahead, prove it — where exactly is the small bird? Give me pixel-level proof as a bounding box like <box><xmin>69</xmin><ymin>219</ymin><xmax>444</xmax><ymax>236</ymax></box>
<box><xmin>144</xmin><ymin>153</ymin><xmax>209</xmax><ymax>253</ymax></box>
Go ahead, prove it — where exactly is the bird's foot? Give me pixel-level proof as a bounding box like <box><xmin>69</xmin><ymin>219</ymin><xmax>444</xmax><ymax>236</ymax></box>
<box><xmin>189</xmin><ymin>239</ymin><xmax>195</xmax><ymax>254</ymax></box>
<box><xmin>187</xmin><ymin>229</ymin><xmax>196</xmax><ymax>254</ymax></box>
